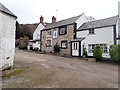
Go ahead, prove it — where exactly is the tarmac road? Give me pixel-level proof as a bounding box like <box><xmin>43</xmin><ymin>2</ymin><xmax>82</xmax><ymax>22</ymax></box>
<box><xmin>2</xmin><ymin>50</ymin><xmax>118</xmax><ymax>88</ymax></box>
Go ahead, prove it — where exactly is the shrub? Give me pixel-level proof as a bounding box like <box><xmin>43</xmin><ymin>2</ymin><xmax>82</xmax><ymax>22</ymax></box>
<box><xmin>53</xmin><ymin>43</ymin><xmax>60</xmax><ymax>53</ymax></box>
<box><xmin>109</xmin><ymin>44</ymin><xmax>120</xmax><ymax>61</ymax></box>
<box><xmin>82</xmin><ymin>46</ymin><xmax>87</xmax><ymax>57</ymax></box>
<box><xmin>18</xmin><ymin>45</ymin><xmax>27</xmax><ymax>50</ymax></box>
<box><xmin>93</xmin><ymin>45</ymin><xmax>102</xmax><ymax>61</ymax></box>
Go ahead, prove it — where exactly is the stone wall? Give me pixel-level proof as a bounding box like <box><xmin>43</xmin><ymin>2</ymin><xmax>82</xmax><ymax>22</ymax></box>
<box><xmin>41</xmin><ymin>24</ymin><xmax>75</xmax><ymax>55</ymax></box>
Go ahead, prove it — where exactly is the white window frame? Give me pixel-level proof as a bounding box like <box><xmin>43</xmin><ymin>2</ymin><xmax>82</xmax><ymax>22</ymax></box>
<box><xmin>88</xmin><ymin>44</ymin><xmax>108</xmax><ymax>53</ymax></box>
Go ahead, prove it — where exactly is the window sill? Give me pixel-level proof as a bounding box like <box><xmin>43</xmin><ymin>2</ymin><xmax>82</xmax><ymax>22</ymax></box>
<box><xmin>61</xmin><ymin>47</ymin><xmax>67</xmax><ymax>49</ymax></box>
<box><xmin>59</xmin><ymin>34</ymin><xmax>67</xmax><ymax>36</ymax></box>
<box><xmin>46</xmin><ymin>45</ymin><xmax>52</xmax><ymax>47</ymax></box>
<box><xmin>88</xmin><ymin>33</ymin><xmax>95</xmax><ymax>35</ymax></box>
<box><xmin>46</xmin><ymin>35</ymin><xmax>52</xmax><ymax>38</ymax></box>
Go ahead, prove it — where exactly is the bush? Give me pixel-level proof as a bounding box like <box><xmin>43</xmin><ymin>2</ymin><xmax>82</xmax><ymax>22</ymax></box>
<box><xmin>109</xmin><ymin>44</ymin><xmax>120</xmax><ymax>61</ymax></box>
<box><xmin>93</xmin><ymin>45</ymin><xmax>102</xmax><ymax>61</ymax></box>
<box><xmin>18</xmin><ymin>45</ymin><xmax>27</xmax><ymax>50</ymax></box>
<box><xmin>82</xmin><ymin>46</ymin><xmax>87</xmax><ymax>57</ymax></box>
<box><xmin>53</xmin><ymin>43</ymin><xmax>60</xmax><ymax>53</ymax></box>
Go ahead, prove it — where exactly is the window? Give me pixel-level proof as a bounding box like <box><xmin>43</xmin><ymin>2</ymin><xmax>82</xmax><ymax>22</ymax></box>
<box><xmin>61</xmin><ymin>40</ymin><xmax>68</xmax><ymax>49</ymax></box>
<box><xmin>88</xmin><ymin>44</ymin><xmax>108</xmax><ymax>53</ymax></box>
<box><xmin>47</xmin><ymin>30</ymin><xmax>52</xmax><ymax>36</ymax></box>
<box><xmin>46</xmin><ymin>40</ymin><xmax>52</xmax><ymax>47</ymax></box>
<box><xmin>89</xmin><ymin>29</ymin><xmax>95</xmax><ymax>34</ymax></box>
<box><xmin>59</xmin><ymin>26</ymin><xmax>67</xmax><ymax>35</ymax></box>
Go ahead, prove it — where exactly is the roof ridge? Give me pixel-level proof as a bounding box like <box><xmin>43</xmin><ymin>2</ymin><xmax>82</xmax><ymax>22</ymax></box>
<box><xmin>87</xmin><ymin>15</ymin><xmax>118</xmax><ymax>23</ymax></box>
<box><xmin>56</xmin><ymin>13</ymin><xmax>84</xmax><ymax>23</ymax></box>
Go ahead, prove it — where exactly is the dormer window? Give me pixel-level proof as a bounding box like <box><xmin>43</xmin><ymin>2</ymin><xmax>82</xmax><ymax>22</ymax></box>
<box><xmin>89</xmin><ymin>28</ymin><xmax>95</xmax><ymax>34</ymax></box>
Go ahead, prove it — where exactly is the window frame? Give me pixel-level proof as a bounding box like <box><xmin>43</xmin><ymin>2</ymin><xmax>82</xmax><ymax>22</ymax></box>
<box><xmin>61</xmin><ymin>40</ymin><xmax>68</xmax><ymax>49</ymax></box>
<box><xmin>46</xmin><ymin>40</ymin><xmax>52</xmax><ymax>47</ymax></box>
<box><xmin>89</xmin><ymin>28</ymin><xmax>95</xmax><ymax>34</ymax></box>
<box><xmin>59</xmin><ymin>25</ymin><xmax>67</xmax><ymax>35</ymax></box>
<box><xmin>88</xmin><ymin>44</ymin><xmax>108</xmax><ymax>53</ymax></box>
<box><xmin>46</xmin><ymin>30</ymin><xmax>52</xmax><ymax>37</ymax></box>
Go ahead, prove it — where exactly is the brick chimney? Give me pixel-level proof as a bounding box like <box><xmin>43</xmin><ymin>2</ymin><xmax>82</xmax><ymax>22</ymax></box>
<box><xmin>40</xmin><ymin>16</ymin><xmax>44</xmax><ymax>24</ymax></box>
<box><xmin>52</xmin><ymin>16</ymin><xmax>56</xmax><ymax>23</ymax></box>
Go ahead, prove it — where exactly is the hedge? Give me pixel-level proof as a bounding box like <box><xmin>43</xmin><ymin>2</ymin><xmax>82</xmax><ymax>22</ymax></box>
<box><xmin>109</xmin><ymin>44</ymin><xmax>120</xmax><ymax>61</ymax></box>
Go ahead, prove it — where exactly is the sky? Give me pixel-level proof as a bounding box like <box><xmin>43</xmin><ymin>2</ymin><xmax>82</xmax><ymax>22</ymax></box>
<box><xmin>1</xmin><ymin>0</ymin><xmax>120</xmax><ymax>24</ymax></box>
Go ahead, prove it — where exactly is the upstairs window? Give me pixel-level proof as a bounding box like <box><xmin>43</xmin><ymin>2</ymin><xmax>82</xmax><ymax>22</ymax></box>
<box><xmin>89</xmin><ymin>29</ymin><xmax>95</xmax><ymax>34</ymax></box>
<box><xmin>47</xmin><ymin>30</ymin><xmax>52</xmax><ymax>37</ymax></box>
<box><xmin>59</xmin><ymin>26</ymin><xmax>67</xmax><ymax>35</ymax></box>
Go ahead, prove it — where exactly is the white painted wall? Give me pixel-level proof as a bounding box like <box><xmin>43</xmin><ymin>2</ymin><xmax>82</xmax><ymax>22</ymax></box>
<box><xmin>77</xmin><ymin>26</ymin><xmax>114</xmax><ymax>58</ymax></box>
<box><xmin>76</xmin><ymin>13</ymin><xmax>88</xmax><ymax>29</ymax></box>
<box><xmin>0</xmin><ymin>12</ymin><xmax>16</xmax><ymax>69</ymax></box>
<box><xmin>33</xmin><ymin>23</ymin><xmax>45</xmax><ymax>50</ymax></box>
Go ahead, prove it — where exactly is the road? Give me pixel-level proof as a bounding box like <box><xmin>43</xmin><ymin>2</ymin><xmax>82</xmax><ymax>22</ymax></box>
<box><xmin>2</xmin><ymin>50</ymin><xmax>118</xmax><ymax>88</ymax></box>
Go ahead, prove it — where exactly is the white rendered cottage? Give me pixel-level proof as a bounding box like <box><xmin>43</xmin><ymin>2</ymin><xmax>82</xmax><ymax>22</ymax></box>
<box><xmin>32</xmin><ymin>16</ymin><xmax>46</xmax><ymax>50</ymax></box>
<box><xmin>74</xmin><ymin>15</ymin><xmax>119</xmax><ymax>58</ymax></box>
<box><xmin>0</xmin><ymin>3</ymin><xmax>17</xmax><ymax>69</ymax></box>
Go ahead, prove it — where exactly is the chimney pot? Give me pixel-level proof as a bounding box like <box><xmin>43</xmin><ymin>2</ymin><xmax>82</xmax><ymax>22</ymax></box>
<box><xmin>40</xmin><ymin>16</ymin><xmax>44</xmax><ymax>24</ymax></box>
<box><xmin>52</xmin><ymin>16</ymin><xmax>56</xmax><ymax>23</ymax></box>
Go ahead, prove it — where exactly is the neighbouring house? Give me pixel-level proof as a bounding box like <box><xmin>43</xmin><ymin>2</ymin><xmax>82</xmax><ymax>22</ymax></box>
<box><xmin>76</xmin><ymin>15</ymin><xmax>119</xmax><ymax>58</ymax></box>
<box><xmin>41</xmin><ymin>13</ymin><xmax>88</xmax><ymax>55</ymax></box>
<box><xmin>0</xmin><ymin>3</ymin><xmax>17</xmax><ymax>69</ymax></box>
<box><xmin>32</xmin><ymin>16</ymin><xmax>47</xmax><ymax>50</ymax></box>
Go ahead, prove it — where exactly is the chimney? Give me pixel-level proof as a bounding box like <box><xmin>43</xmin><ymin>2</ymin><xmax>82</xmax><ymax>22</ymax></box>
<box><xmin>52</xmin><ymin>16</ymin><xmax>56</xmax><ymax>23</ymax></box>
<box><xmin>40</xmin><ymin>16</ymin><xmax>44</xmax><ymax>24</ymax></box>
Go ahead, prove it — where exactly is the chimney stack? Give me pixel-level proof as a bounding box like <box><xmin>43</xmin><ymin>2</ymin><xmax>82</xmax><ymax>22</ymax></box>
<box><xmin>52</xmin><ymin>16</ymin><xmax>56</xmax><ymax>23</ymax></box>
<box><xmin>40</xmin><ymin>16</ymin><xmax>44</xmax><ymax>24</ymax></box>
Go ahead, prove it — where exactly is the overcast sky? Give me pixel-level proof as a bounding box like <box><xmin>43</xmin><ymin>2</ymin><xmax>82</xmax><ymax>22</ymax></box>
<box><xmin>1</xmin><ymin>0</ymin><xmax>120</xmax><ymax>24</ymax></box>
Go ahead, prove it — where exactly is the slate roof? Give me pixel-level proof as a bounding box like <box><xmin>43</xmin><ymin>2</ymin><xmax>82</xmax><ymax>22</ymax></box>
<box><xmin>0</xmin><ymin>3</ymin><xmax>17</xmax><ymax>18</ymax></box>
<box><xmin>78</xmin><ymin>15</ymin><xmax>119</xmax><ymax>30</ymax></box>
<box><xmin>43</xmin><ymin>13</ymin><xmax>84</xmax><ymax>30</ymax></box>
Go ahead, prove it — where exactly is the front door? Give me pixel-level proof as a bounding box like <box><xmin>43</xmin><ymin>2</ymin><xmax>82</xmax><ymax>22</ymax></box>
<box><xmin>71</xmin><ymin>41</ymin><xmax>81</xmax><ymax>56</ymax></box>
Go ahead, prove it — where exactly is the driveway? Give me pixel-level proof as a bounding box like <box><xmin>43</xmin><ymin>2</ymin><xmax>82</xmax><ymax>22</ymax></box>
<box><xmin>2</xmin><ymin>50</ymin><xmax>118</xmax><ymax>88</ymax></box>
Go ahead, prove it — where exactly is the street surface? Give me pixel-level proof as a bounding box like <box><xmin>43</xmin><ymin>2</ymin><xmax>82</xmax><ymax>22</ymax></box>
<box><xmin>3</xmin><ymin>50</ymin><xmax>118</xmax><ymax>88</ymax></box>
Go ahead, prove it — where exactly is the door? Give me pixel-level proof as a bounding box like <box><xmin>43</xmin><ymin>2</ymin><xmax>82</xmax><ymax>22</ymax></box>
<box><xmin>71</xmin><ymin>41</ymin><xmax>81</xmax><ymax>56</ymax></box>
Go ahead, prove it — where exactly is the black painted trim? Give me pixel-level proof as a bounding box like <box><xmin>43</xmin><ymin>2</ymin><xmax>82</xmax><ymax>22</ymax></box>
<box><xmin>59</xmin><ymin>25</ymin><xmax>67</xmax><ymax>35</ymax></box>
<box><xmin>113</xmin><ymin>25</ymin><xmax>116</xmax><ymax>45</ymax></box>
<box><xmin>61</xmin><ymin>40</ymin><xmax>68</xmax><ymax>49</ymax></box>
<box><xmin>71</xmin><ymin>41</ymin><xmax>81</xmax><ymax>57</ymax></box>
<box><xmin>41</xmin><ymin>23</ymin><xmax>75</xmax><ymax>31</ymax></box>
<box><xmin>74</xmin><ymin>23</ymin><xmax>77</xmax><ymax>39</ymax></box>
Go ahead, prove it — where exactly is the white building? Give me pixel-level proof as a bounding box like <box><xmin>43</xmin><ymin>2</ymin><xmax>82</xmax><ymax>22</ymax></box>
<box><xmin>73</xmin><ymin>15</ymin><xmax>119</xmax><ymax>58</ymax></box>
<box><xmin>32</xmin><ymin>16</ymin><xmax>46</xmax><ymax>50</ymax></box>
<box><xmin>0</xmin><ymin>3</ymin><xmax>17</xmax><ymax>69</ymax></box>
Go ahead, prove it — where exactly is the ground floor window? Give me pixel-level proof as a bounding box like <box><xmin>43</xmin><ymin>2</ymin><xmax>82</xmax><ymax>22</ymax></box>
<box><xmin>46</xmin><ymin>40</ymin><xmax>52</xmax><ymax>47</ymax></box>
<box><xmin>61</xmin><ymin>40</ymin><xmax>68</xmax><ymax>49</ymax></box>
<box><xmin>88</xmin><ymin>44</ymin><xmax>108</xmax><ymax>53</ymax></box>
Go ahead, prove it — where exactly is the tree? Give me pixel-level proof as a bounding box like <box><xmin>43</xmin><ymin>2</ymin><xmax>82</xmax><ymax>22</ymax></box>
<box><xmin>19</xmin><ymin>25</ymin><xmax>32</xmax><ymax>39</ymax></box>
<box><xmin>16</xmin><ymin>21</ymin><xmax>20</xmax><ymax>39</ymax></box>
<box><xmin>109</xmin><ymin>44</ymin><xmax>120</xmax><ymax>61</ymax></box>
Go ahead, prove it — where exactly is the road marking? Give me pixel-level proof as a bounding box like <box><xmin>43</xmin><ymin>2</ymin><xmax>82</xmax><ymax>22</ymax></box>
<box><xmin>40</xmin><ymin>64</ymin><xmax>50</xmax><ymax>68</ymax></box>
